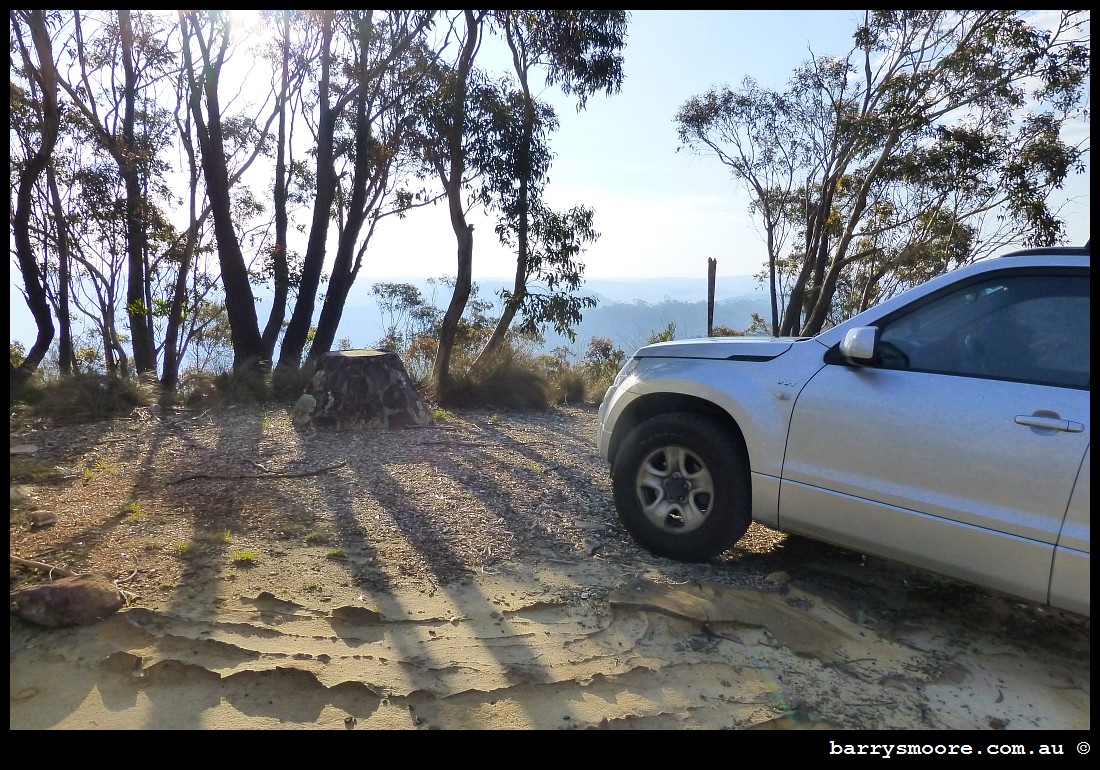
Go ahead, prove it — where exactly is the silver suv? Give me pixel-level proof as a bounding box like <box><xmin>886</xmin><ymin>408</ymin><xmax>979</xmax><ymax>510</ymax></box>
<box><xmin>596</xmin><ymin>244</ymin><xmax>1090</xmax><ymax>617</ymax></box>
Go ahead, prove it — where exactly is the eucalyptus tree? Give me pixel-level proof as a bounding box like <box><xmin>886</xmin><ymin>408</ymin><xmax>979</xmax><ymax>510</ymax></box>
<box><xmin>10</xmin><ymin>10</ymin><xmax>61</xmax><ymax>385</ymax></box>
<box><xmin>273</xmin><ymin>10</ymin><xmax>438</xmax><ymax>374</ymax></box>
<box><xmin>40</xmin><ymin>10</ymin><xmax>185</xmax><ymax>375</ymax></box>
<box><xmin>15</xmin><ymin>11</ymin><xmax>206</xmax><ymax>383</ymax></box>
<box><xmin>677</xmin><ymin>10</ymin><xmax>1090</xmax><ymax>336</ymax></box>
<box><xmin>404</xmin><ymin>9</ymin><xmax>488</xmax><ymax>397</ymax></box>
<box><xmin>178</xmin><ymin>10</ymin><xmax>269</xmax><ymax>372</ymax></box>
<box><xmin>175</xmin><ymin>10</ymin><xmax>325</xmax><ymax>381</ymax></box>
<box><xmin>303</xmin><ymin>10</ymin><xmax>439</xmax><ymax>367</ymax></box>
<box><xmin>411</xmin><ymin>10</ymin><xmax>628</xmax><ymax>397</ymax></box>
<box><xmin>471</xmin><ymin>10</ymin><xmax>627</xmax><ymax>368</ymax></box>
<box><xmin>255</xmin><ymin>10</ymin><xmax>306</xmax><ymax>363</ymax></box>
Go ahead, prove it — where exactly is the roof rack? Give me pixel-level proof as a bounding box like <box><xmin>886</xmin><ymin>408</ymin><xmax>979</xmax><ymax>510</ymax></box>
<box><xmin>1001</xmin><ymin>243</ymin><xmax>1090</xmax><ymax>258</ymax></box>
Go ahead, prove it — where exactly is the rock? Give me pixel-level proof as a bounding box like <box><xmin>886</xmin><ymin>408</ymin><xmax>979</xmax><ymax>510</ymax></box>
<box><xmin>10</xmin><ymin>572</ymin><xmax>125</xmax><ymax>627</ymax></box>
<box><xmin>304</xmin><ymin>349</ymin><xmax>433</xmax><ymax>430</ymax></box>
<box><xmin>292</xmin><ymin>393</ymin><xmax>317</xmax><ymax>426</ymax></box>
<box><xmin>27</xmin><ymin>511</ymin><xmax>58</xmax><ymax>528</ymax></box>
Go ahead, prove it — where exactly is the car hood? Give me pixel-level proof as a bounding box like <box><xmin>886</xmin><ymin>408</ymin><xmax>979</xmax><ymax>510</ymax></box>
<box><xmin>632</xmin><ymin>336</ymin><xmax>810</xmax><ymax>361</ymax></box>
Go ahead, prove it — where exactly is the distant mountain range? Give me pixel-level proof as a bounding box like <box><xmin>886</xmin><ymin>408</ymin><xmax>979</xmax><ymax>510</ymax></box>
<box><xmin>10</xmin><ymin>273</ymin><xmax>771</xmax><ymax>360</ymax></box>
<box><xmin>341</xmin><ymin>275</ymin><xmax>770</xmax><ymax>357</ymax></box>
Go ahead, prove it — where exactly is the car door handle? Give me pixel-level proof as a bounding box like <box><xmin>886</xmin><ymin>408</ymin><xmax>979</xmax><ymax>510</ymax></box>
<box><xmin>1014</xmin><ymin>414</ymin><xmax>1084</xmax><ymax>433</ymax></box>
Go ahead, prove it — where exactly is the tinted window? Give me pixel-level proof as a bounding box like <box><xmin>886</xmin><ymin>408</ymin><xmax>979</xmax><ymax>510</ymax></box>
<box><xmin>876</xmin><ymin>274</ymin><xmax>1089</xmax><ymax>389</ymax></box>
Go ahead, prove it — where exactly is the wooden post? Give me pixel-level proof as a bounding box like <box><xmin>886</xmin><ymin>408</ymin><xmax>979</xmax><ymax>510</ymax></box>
<box><xmin>707</xmin><ymin>258</ymin><xmax>716</xmax><ymax>336</ymax></box>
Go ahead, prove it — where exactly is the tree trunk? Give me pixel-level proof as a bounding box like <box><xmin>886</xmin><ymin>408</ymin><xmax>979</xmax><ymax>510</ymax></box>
<box><xmin>118</xmin><ymin>10</ymin><xmax>158</xmax><ymax>376</ymax></box>
<box><xmin>11</xmin><ymin>10</ymin><xmax>60</xmax><ymax>384</ymax></box>
<box><xmin>707</xmin><ymin>258</ymin><xmax>716</xmax><ymax>336</ymax></box>
<box><xmin>431</xmin><ymin>11</ymin><xmax>481</xmax><ymax>397</ymax></box>
<box><xmin>180</xmin><ymin>11</ymin><xmax>263</xmax><ymax>372</ymax></box>
<box><xmin>261</xmin><ymin>11</ymin><xmax>293</xmax><ymax>362</ymax></box>
<box><xmin>278</xmin><ymin>13</ymin><xmax>337</xmax><ymax>373</ymax></box>
<box><xmin>46</xmin><ymin>167</ymin><xmax>75</xmax><ymax>375</ymax></box>
<box><xmin>473</xmin><ymin>91</ymin><xmax>532</xmax><ymax>368</ymax></box>
<box><xmin>309</xmin><ymin>17</ymin><xmax>377</xmax><ymax>365</ymax></box>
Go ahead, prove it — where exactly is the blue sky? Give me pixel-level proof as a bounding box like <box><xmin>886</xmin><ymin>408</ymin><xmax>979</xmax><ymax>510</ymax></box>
<box><xmin>369</xmin><ymin>9</ymin><xmax>869</xmax><ymax>282</ymax></box>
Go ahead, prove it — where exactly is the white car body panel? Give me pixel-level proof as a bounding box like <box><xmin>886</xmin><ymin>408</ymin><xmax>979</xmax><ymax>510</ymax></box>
<box><xmin>596</xmin><ymin>249</ymin><xmax>1090</xmax><ymax>616</ymax></box>
<box><xmin>1051</xmin><ymin>447</ymin><xmax>1091</xmax><ymax>616</ymax></box>
<box><xmin>781</xmin><ymin>370</ymin><xmax>1087</xmax><ymax>544</ymax></box>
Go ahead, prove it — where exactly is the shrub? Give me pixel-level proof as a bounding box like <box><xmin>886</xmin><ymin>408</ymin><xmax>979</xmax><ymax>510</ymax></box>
<box><xmin>647</xmin><ymin>322</ymin><xmax>677</xmax><ymax>344</ymax></box>
<box><xmin>22</xmin><ymin>371</ymin><xmax>160</xmax><ymax>423</ymax></box>
<box><xmin>580</xmin><ymin>336</ymin><xmax>626</xmax><ymax>400</ymax></box>
<box><xmin>178</xmin><ymin>369</ymin><xmax>221</xmax><ymax>408</ymax></box>
<box><xmin>437</xmin><ymin>348</ymin><xmax>550</xmax><ymax>410</ymax></box>
<box><xmin>212</xmin><ymin>359</ymin><xmax>271</xmax><ymax>404</ymax></box>
<box><xmin>549</xmin><ymin>367</ymin><xmax>587</xmax><ymax>406</ymax></box>
<box><xmin>272</xmin><ymin>359</ymin><xmax>316</xmax><ymax>400</ymax></box>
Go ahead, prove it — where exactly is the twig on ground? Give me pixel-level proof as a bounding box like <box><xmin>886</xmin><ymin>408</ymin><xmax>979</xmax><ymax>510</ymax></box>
<box><xmin>10</xmin><ymin>555</ymin><xmax>77</xmax><ymax>578</ymax></box>
<box><xmin>168</xmin><ymin>460</ymin><xmax>348</xmax><ymax>485</ymax></box>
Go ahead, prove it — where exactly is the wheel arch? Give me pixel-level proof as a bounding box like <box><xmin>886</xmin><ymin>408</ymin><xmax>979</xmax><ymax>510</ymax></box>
<box><xmin>608</xmin><ymin>392</ymin><xmax>749</xmax><ymax>471</ymax></box>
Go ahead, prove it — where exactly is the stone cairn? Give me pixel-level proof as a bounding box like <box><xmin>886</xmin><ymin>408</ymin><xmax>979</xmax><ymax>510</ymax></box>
<box><xmin>298</xmin><ymin>349</ymin><xmax>433</xmax><ymax>430</ymax></box>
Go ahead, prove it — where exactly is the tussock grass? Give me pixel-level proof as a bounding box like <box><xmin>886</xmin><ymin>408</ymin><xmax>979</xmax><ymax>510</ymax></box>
<box><xmin>23</xmin><ymin>372</ymin><xmax>160</xmax><ymax>423</ymax></box>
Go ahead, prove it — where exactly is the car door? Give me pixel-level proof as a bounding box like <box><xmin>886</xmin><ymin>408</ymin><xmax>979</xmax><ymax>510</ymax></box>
<box><xmin>777</xmin><ymin>268</ymin><xmax>1090</xmax><ymax>606</ymax></box>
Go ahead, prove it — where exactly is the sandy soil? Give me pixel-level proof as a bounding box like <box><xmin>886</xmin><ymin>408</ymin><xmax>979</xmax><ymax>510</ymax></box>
<box><xmin>9</xmin><ymin>403</ymin><xmax>1090</xmax><ymax>730</ymax></box>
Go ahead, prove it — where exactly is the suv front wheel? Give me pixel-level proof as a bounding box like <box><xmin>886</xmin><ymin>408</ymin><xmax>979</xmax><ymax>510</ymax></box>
<box><xmin>611</xmin><ymin>412</ymin><xmax>751</xmax><ymax>562</ymax></box>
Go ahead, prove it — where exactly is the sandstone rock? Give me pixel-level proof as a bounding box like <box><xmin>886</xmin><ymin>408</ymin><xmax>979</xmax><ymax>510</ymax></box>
<box><xmin>10</xmin><ymin>572</ymin><xmax>125</xmax><ymax>627</ymax></box>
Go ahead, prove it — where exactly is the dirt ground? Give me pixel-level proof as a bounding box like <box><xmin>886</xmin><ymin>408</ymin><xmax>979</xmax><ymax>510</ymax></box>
<box><xmin>9</xmin><ymin>402</ymin><xmax>1090</xmax><ymax>730</ymax></box>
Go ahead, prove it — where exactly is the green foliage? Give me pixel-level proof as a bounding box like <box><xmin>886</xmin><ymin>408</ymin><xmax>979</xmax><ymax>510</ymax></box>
<box><xmin>192</xmin><ymin>529</ymin><xmax>232</xmax><ymax>545</ymax></box>
<box><xmin>177</xmin><ymin>369</ymin><xmax>220</xmax><ymax>408</ymax></box>
<box><xmin>646</xmin><ymin>322</ymin><xmax>677</xmax><ymax>344</ymax></box>
<box><xmin>404</xmin><ymin>334</ymin><xmax>438</xmax><ymax>386</ymax></box>
<box><xmin>9</xmin><ymin>367</ymin><xmax>48</xmax><ymax>409</ymax></box>
<box><xmin>497</xmin><ymin>202</ymin><xmax>601</xmax><ymax>344</ymax></box>
<box><xmin>9</xmin><ymin>457</ymin><xmax>66</xmax><ymax>484</ymax></box>
<box><xmin>173</xmin><ymin>540</ymin><xmax>196</xmax><ymax>556</ymax></box>
<box><xmin>746</xmin><ymin>313</ymin><xmax>771</xmax><ymax>336</ymax></box>
<box><xmin>186</xmin><ymin>301</ymin><xmax>235</xmax><ymax>375</ymax></box>
<box><xmin>10</xmin><ymin>341</ymin><xmax>26</xmax><ymax>368</ymax></box>
<box><xmin>676</xmin><ymin>10</ymin><xmax>1090</xmax><ymax>336</ymax></box>
<box><xmin>272</xmin><ymin>359</ymin><xmax>316</xmax><ymax>400</ymax></box>
<box><xmin>212</xmin><ymin>359</ymin><xmax>272</xmax><ymax>404</ymax></box>
<box><xmin>231</xmin><ymin>548</ymin><xmax>260</xmax><ymax>565</ymax></box>
<box><xmin>710</xmin><ymin>325</ymin><xmax>745</xmax><ymax>337</ymax></box>
<box><xmin>122</xmin><ymin>500</ymin><xmax>148</xmax><ymax>523</ymax></box>
<box><xmin>180</xmin><ymin>356</ymin><xmax>305</xmax><ymax>408</ymax></box>
<box><xmin>579</xmin><ymin>335</ymin><xmax>625</xmax><ymax>398</ymax></box>
<box><xmin>370</xmin><ymin>282</ymin><xmax>439</xmax><ymax>356</ymax></box>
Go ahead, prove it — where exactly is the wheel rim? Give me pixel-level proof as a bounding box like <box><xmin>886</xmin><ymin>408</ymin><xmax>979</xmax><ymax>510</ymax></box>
<box><xmin>634</xmin><ymin>444</ymin><xmax>715</xmax><ymax>534</ymax></box>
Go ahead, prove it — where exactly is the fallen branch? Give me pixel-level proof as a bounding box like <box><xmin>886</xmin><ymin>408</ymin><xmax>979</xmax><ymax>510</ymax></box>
<box><xmin>10</xmin><ymin>555</ymin><xmax>77</xmax><ymax>578</ymax></box>
<box><xmin>168</xmin><ymin>460</ymin><xmax>348</xmax><ymax>485</ymax></box>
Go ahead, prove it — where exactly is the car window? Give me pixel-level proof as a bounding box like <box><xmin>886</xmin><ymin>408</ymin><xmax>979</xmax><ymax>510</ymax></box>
<box><xmin>876</xmin><ymin>273</ymin><xmax>1089</xmax><ymax>389</ymax></box>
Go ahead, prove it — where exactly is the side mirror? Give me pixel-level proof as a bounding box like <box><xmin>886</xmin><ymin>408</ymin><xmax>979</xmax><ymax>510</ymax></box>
<box><xmin>840</xmin><ymin>327</ymin><xmax>878</xmax><ymax>363</ymax></box>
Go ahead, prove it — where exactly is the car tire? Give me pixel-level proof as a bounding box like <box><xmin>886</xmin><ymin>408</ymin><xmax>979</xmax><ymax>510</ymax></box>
<box><xmin>611</xmin><ymin>412</ymin><xmax>751</xmax><ymax>562</ymax></box>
